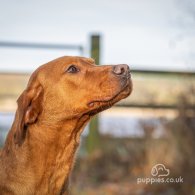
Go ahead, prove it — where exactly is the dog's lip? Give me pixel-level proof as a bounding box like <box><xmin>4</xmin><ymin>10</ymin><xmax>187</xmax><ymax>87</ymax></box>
<box><xmin>87</xmin><ymin>79</ymin><xmax>131</xmax><ymax>107</ymax></box>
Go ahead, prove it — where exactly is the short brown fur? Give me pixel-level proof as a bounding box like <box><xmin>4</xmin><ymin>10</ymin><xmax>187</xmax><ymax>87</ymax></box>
<box><xmin>0</xmin><ymin>56</ymin><xmax>132</xmax><ymax>194</ymax></box>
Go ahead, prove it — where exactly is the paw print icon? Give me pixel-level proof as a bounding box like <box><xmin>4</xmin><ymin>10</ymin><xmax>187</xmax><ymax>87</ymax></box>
<box><xmin>151</xmin><ymin>164</ymin><xmax>170</xmax><ymax>177</ymax></box>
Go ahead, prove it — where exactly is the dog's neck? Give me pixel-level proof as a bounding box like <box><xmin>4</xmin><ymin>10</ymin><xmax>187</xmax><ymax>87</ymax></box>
<box><xmin>0</xmin><ymin>113</ymin><xmax>90</xmax><ymax>194</ymax></box>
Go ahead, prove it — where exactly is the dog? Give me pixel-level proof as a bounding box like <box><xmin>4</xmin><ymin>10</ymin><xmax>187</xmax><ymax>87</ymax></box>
<box><xmin>0</xmin><ymin>56</ymin><xmax>132</xmax><ymax>194</ymax></box>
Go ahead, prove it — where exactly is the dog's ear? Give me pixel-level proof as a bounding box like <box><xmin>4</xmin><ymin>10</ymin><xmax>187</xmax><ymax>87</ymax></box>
<box><xmin>15</xmin><ymin>85</ymin><xmax>44</xmax><ymax>146</ymax></box>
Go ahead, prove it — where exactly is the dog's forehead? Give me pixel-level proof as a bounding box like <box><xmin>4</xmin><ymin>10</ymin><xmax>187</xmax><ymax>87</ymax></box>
<box><xmin>79</xmin><ymin>57</ymin><xmax>95</xmax><ymax>64</ymax></box>
<box><xmin>32</xmin><ymin>56</ymin><xmax>95</xmax><ymax>80</ymax></box>
<box><xmin>48</xmin><ymin>56</ymin><xmax>95</xmax><ymax>68</ymax></box>
<box><xmin>33</xmin><ymin>56</ymin><xmax>95</xmax><ymax>79</ymax></box>
<box><xmin>61</xmin><ymin>56</ymin><xmax>95</xmax><ymax>66</ymax></box>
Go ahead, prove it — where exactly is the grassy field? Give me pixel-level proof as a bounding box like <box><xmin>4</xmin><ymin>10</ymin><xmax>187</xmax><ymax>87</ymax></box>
<box><xmin>0</xmin><ymin>73</ymin><xmax>30</xmax><ymax>111</ymax></box>
<box><xmin>0</xmin><ymin>72</ymin><xmax>194</xmax><ymax>112</ymax></box>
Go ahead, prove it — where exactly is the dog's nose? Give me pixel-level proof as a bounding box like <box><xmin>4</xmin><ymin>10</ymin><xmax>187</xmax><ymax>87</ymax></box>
<box><xmin>112</xmin><ymin>64</ymin><xmax>130</xmax><ymax>76</ymax></box>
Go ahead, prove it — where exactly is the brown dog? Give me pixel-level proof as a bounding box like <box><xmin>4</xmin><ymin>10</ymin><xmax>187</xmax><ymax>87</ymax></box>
<box><xmin>0</xmin><ymin>56</ymin><xmax>132</xmax><ymax>194</ymax></box>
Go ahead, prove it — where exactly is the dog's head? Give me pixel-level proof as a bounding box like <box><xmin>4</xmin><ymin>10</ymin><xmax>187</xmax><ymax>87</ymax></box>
<box><xmin>15</xmin><ymin>56</ymin><xmax>133</xmax><ymax>145</ymax></box>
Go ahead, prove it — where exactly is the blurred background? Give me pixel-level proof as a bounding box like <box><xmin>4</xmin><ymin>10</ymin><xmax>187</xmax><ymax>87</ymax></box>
<box><xmin>0</xmin><ymin>0</ymin><xmax>195</xmax><ymax>194</ymax></box>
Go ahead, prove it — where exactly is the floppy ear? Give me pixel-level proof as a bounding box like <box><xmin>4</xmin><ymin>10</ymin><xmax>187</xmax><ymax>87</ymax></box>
<box><xmin>15</xmin><ymin>85</ymin><xmax>44</xmax><ymax>146</ymax></box>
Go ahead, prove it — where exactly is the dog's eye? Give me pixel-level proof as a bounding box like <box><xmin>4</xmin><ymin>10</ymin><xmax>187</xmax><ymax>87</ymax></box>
<box><xmin>66</xmin><ymin>65</ymin><xmax>79</xmax><ymax>73</ymax></box>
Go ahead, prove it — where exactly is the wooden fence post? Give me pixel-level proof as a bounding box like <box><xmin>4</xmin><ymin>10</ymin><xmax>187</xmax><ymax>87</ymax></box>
<box><xmin>86</xmin><ymin>35</ymin><xmax>101</xmax><ymax>154</ymax></box>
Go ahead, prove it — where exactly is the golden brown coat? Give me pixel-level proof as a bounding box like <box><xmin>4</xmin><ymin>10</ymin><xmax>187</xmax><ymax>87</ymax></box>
<box><xmin>0</xmin><ymin>56</ymin><xmax>132</xmax><ymax>194</ymax></box>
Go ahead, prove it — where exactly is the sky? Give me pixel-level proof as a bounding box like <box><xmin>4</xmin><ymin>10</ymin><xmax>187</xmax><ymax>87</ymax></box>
<box><xmin>0</xmin><ymin>0</ymin><xmax>195</xmax><ymax>72</ymax></box>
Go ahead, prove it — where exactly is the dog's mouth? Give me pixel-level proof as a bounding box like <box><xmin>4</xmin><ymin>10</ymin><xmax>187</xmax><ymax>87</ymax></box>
<box><xmin>87</xmin><ymin>79</ymin><xmax>132</xmax><ymax>116</ymax></box>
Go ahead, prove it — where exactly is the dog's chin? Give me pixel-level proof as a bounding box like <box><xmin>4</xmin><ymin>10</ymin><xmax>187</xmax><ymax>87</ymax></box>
<box><xmin>87</xmin><ymin>80</ymin><xmax>132</xmax><ymax>116</ymax></box>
